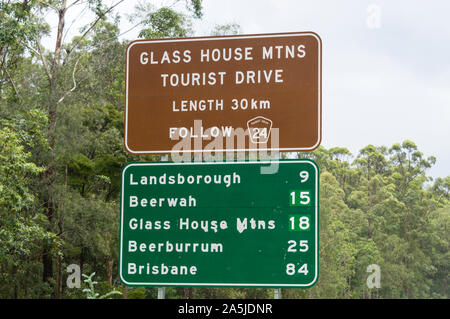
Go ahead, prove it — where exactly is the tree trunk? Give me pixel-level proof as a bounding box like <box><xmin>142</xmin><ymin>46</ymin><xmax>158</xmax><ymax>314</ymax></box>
<box><xmin>184</xmin><ymin>287</ymin><xmax>194</xmax><ymax>299</ymax></box>
<box><xmin>56</xmin><ymin>255</ymin><xmax>63</xmax><ymax>299</ymax></box>
<box><xmin>42</xmin><ymin>240</ymin><xmax>53</xmax><ymax>284</ymax></box>
<box><xmin>42</xmin><ymin>0</ymin><xmax>66</xmax><ymax>294</ymax></box>
<box><xmin>107</xmin><ymin>260</ymin><xmax>114</xmax><ymax>285</ymax></box>
<box><xmin>79</xmin><ymin>247</ymin><xmax>85</xmax><ymax>275</ymax></box>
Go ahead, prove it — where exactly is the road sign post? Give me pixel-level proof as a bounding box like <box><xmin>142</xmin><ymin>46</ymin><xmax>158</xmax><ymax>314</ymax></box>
<box><xmin>119</xmin><ymin>160</ymin><xmax>319</xmax><ymax>287</ymax></box>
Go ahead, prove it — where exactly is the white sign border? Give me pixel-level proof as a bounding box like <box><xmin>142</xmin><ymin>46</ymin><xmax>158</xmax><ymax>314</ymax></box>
<box><xmin>119</xmin><ymin>160</ymin><xmax>319</xmax><ymax>288</ymax></box>
<box><xmin>124</xmin><ymin>32</ymin><xmax>322</xmax><ymax>154</ymax></box>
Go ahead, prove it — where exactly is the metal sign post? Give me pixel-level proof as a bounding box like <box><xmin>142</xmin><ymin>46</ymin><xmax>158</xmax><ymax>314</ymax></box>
<box><xmin>274</xmin><ymin>288</ymin><xmax>282</xmax><ymax>299</ymax></box>
<box><xmin>157</xmin><ymin>287</ymin><xmax>166</xmax><ymax>299</ymax></box>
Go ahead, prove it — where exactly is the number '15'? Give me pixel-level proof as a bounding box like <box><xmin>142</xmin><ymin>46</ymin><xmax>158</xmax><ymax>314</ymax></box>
<box><xmin>290</xmin><ymin>191</ymin><xmax>311</xmax><ymax>206</ymax></box>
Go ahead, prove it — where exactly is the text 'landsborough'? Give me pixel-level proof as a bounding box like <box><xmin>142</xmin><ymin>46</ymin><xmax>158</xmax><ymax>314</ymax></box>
<box><xmin>119</xmin><ymin>160</ymin><xmax>319</xmax><ymax>287</ymax></box>
<box><xmin>125</xmin><ymin>32</ymin><xmax>322</xmax><ymax>153</ymax></box>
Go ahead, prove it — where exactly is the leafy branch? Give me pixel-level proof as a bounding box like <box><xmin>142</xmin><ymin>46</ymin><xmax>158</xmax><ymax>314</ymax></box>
<box><xmin>82</xmin><ymin>272</ymin><xmax>122</xmax><ymax>299</ymax></box>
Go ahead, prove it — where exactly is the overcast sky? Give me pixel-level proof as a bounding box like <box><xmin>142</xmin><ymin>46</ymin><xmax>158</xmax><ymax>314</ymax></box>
<box><xmin>45</xmin><ymin>0</ymin><xmax>450</xmax><ymax>178</ymax></box>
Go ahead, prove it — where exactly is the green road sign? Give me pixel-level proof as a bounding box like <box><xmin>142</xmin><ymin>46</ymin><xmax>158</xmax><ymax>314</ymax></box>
<box><xmin>119</xmin><ymin>160</ymin><xmax>319</xmax><ymax>287</ymax></box>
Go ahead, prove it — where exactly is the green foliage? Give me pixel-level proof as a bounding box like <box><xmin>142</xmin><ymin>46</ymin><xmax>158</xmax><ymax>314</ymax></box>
<box><xmin>0</xmin><ymin>124</ymin><xmax>56</xmax><ymax>298</ymax></box>
<box><xmin>127</xmin><ymin>287</ymin><xmax>146</xmax><ymax>299</ymax></box>
<box><xmin>138</xmin><ymin>7</ymin><xmax>193</xmax><ymax>39</ymax></box>
<box><xmin>186</xmin><ymin>0</ymin><xmax>203</xmax><ymax>19</ymax></box>
<box><xmin>82</xmin><ymin>272</ymin><xmax>122</xmax><ymax>299</ymax></box>
<box><xmin>211</xmin><ymin>23</ymin><xmax>242</xmax><ymax>36</ymax></box>
<box><xmin>0</xmin><ymin>127</ymin><xmax>41</xmax><ymax>210</ymax></box>
<box><xmin>0</xmin><ymin>0</ymin><xmax>50</xmax><ymax>48</ymax></box>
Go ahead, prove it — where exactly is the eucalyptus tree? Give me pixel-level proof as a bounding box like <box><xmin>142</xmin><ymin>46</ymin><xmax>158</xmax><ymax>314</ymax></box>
<box><xmin>1</xmin><ymin>0</ymin><xmax>203</xmax><ymax>298</ymax></box>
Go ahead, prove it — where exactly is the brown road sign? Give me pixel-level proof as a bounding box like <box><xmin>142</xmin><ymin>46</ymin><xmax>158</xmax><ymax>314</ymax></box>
<box><xmin>125</xmin><ymin>32</ymin><xmax>322</xmax><ymax>154</ymax></box>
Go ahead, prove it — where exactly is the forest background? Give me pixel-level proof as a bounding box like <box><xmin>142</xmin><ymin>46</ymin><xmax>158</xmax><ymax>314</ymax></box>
<box><xmin>0</xmin><ymin>0</ymin><xmax>448</xmax><ymax>299</ymax></box>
